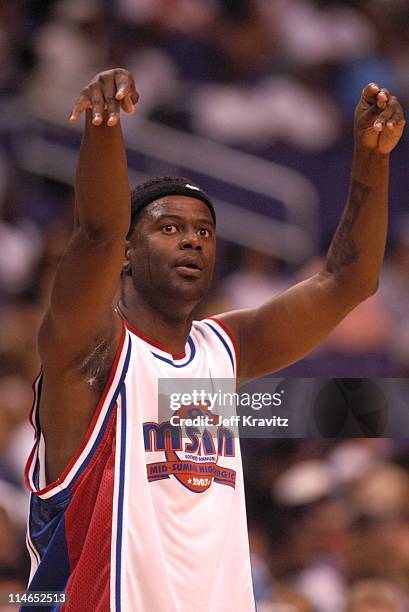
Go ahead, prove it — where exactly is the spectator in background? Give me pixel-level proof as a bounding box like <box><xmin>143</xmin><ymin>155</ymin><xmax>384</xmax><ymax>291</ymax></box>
<box><xmin>0</xmin><ymin>376</ymin><xmax>33</xmax><ymax>486</ymax></box>
<box><xmin>0</xmin><ymin>480</ymin><xmax>28</xmax><ymax>583</ymax></box>
<box><xmin>346</xmin><ymin>464</ymin><xmax>409</xmax><ymax>594</ymax></box>
<box><xmin>219</xmin><ymin>247</ymin><xmax>289</xmax><ymax>310</ymax></box>
<box><xmin>26</xmin><ymin>0</ymin><xmax>109</xmax><ymax>118</ymax></box>
<box><xmin>345</xmin><ymin>580</ymin><xmax>404</xmax><ymax>612</ymax></box>
<box><xmin>270</xmin><ymin>459</ymin><xmax>348</xmax><ymax>612</ymax></box>
<box><xmin>258</xmin><ymin>587</ymin><xmax>313</xmax><ymax>612</ymax></box>
<box><xmin>242</xmin><ymin>439</ymin><xmax>409</xmax><ymax>611</ymax></box>
<box><xmin>0</xmin><ymin>160</ymin><xmax>42</xmax><ymax>304</ymax></box>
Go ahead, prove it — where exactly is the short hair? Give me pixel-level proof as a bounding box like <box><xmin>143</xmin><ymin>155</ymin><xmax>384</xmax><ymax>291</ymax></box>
<box><xmin>127</xmin><ymin>176</ymin><xmax>216</xmax><ymax>239</ymax></box>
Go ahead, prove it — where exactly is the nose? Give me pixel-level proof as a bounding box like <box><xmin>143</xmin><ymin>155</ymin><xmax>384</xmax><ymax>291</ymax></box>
<box><xmin>180</xmin><ymin>232</ymin><xmax>202</xmax><ymax>250</ymax></box>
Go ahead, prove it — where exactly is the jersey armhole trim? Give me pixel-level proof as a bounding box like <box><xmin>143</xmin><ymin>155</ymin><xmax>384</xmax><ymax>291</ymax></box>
<box><xmin>28</xmin><ymin>370</ymin><xmax>42</xmax><ymax>431</ymax></box>
<box><xmin>201</xmin><ymin>317</ymin><xmax>239</xmax><ymax>379</ymax></box>
<box><xmin>25</xmin><ymin>322</ymin><xmax>128</xmax><ymax>498</ymax></box>
<box><xmin>207</xmin><ymin>316</ymin><xmax>239</xmax><ymax>379</ymax></box>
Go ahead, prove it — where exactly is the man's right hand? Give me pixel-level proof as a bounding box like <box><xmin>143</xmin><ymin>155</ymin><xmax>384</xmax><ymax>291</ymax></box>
<box><xmin>69</xmin><ymin>68</ymin><xmax>139</xmax><ymax>127</ymax></box>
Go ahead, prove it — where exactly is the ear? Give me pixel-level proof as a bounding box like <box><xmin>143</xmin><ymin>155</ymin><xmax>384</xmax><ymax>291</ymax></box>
<box><xmin>122</xmin><ymin>240</ymin><xmax>132</xmax><ymax>276</ymax></box>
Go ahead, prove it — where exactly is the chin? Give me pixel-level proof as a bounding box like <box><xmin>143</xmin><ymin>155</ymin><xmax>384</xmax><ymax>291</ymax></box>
<box><xmin>170</xmin><ymin>280</ymin><xmax>209</xmax><ymax>302</ymax></box>
<box><xmin>178</xmin><ymin>287</ymin><xmax>208</xmax><ymax>302</ymax></box>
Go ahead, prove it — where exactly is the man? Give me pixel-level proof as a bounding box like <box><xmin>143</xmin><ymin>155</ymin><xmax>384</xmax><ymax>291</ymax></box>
<box><xmin>24</xmin><ymin>69</ymin><xmax>404</xmax><ymax>611</ymax></box>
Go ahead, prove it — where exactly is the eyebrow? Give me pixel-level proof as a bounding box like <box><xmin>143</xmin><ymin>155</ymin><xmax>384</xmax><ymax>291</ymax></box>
<box><xmin>154</xmin><ymin>213</ymin><xmax>215</xmax><ymax>226</ymax></box>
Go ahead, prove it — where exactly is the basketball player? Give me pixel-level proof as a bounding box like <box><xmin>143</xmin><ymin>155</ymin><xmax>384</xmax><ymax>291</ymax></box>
<box><xmin>23</xmin><ymin>69</ymin><xmax>404</xmax><ymax>611</ymax></box>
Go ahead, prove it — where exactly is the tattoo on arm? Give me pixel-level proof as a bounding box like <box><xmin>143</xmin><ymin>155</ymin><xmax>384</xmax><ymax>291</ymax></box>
<box><xmin>327</xmin><ymin>179</ymin><xmax>371</xmax><ymax>271</ymax></box>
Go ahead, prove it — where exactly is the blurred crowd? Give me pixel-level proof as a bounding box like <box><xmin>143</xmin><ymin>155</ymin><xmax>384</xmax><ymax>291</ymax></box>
<box><xmin>243</xmin><ymin>438</ymin><xmax>409</xmax><ymax>611</ymax></box>
<box><xmin>1</xmin><ymin>0</ymin><xmax>409</xmax><ymax>610</ymax></box>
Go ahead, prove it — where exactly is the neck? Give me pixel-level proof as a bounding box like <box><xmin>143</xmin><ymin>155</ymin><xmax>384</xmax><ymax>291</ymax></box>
<box><xmin>118</xmin><ymin>287</ymin><xmax>197</xmax><ymax>355</ymax></box>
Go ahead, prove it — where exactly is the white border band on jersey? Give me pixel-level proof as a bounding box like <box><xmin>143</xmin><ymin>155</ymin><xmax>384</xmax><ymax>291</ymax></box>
<box><xmin>26</xmin><ymin>497</ymin><xmax>41</xmax><ymax>584</ymax></box>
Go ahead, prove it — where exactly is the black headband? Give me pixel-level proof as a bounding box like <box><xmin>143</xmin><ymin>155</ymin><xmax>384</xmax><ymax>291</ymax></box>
<box><xmin>132</xmin><ymin>178</ymin><xmax>216</xmax><ymax>225</ymax></box>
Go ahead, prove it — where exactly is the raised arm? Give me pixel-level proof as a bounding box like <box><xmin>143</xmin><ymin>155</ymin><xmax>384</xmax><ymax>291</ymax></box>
<box><xmin>216</xmin><ymin>84</ymin><xmax>405</xmax><ymax>380</ymax></box>
<box><xmin>39</xmin><ymin>69</ymin><xmax>139</xmax><ymax>367</ymax></box>
<box><xmin>36</xmin><ymin>70</ymin><xmax>138</xmax><ymax>482</ymax></box>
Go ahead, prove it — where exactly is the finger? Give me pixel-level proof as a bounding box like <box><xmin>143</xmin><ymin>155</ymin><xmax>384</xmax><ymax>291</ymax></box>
<box><xmin>373</xmin><ymin>97</ymin><xmax>399</xmax><ymax>131</ymax></box>
<box><xmin>361</xmin><ymin>83</ymin><xmax>380</xmax><ymax>104</ymax></box>
<box><xmin>87</xmin><ymin>84</ymin><xmax>105</xmax><ymax>126</ymax></box>
<box><xmin>115</xmin><ymin>72</ymin><xmax>140</xmax><ymax>108</ymax></box>
<box><xmin>130</xmin><ymin>90</ymin><xmax>140</xmax><ymax>105</ymax></box>
<box><xmin>69</xmin><ymin>94</ymin><xmax>91</xmax><ymax>123</ymax></box>
<box><xmin>376</xmin><ymin>88</ymin><xmax>390</xmax><ymax>109</ymax></box>
<box><xmin>114</xmin><ymin>71</ymin><xmax>132</xmax><ymax>100</ymax></box>
<box><xmin>120</xmin><ymin>94</ymin><xmax>136</xmax><ymax>114</ymax></box>
<box><xmin>386</xmin><ymin>110</ymin><xmax>405</xmax><ymax>130</ymax></box>
<box><xmin>103</xmin><ymin>87</ymin><xmax>120</xmax><ymax>127</ymax></box>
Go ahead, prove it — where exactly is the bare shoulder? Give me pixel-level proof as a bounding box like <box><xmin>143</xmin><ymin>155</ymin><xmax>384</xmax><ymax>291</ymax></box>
<box><xmin>38</xmin><ymin>310</ymin><xmax>124</xmax><ymax>484</ymax></box>
<box><xmin>209</xmin><ymin>308</ymin><xmax>254</xmax><ymax>346</ymax></box>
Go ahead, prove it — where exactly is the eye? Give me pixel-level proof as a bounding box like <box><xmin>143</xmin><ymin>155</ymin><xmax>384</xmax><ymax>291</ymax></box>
<box><xmin>161</xmin><ymin>224</ymin><xmax>178</xmax><ymax>234</ymax></box>
<box><xmin>198</xmin><ymin>228</ymin><xmax>211</xmax><ymax>238</ymax></box>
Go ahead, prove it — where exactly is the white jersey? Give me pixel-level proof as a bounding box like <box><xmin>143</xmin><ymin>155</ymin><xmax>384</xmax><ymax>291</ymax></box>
<box><xmin>25</xmin><ymin>317</ymin><xmax>256</xmax><ymax>612</ymax></box>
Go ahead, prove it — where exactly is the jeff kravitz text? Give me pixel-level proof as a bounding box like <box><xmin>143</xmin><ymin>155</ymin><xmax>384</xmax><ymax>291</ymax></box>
<box><xmin>169</xmin><ymin>414</ymin><xmax>288</xmax><ymax>427</ymax></box>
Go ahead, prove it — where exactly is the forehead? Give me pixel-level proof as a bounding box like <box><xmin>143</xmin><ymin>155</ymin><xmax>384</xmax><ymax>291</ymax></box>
<box><xmin>144</xmin><ymin>195</ymin><xmax>214</xmax><ymax>224</ymax></box>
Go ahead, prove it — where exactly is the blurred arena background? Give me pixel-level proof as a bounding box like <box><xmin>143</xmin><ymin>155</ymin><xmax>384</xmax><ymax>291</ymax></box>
<box><xmin>1</xmin><ymin>1</ymin><xmax>409</xmax><ymax>610</ymax></box>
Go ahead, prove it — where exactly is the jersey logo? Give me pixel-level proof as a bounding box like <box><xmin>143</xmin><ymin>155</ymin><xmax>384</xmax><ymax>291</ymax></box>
<box><xmin>143</xmin><ymin>405</ymin><xmax>236</xmax><ymax>493</ymax></box>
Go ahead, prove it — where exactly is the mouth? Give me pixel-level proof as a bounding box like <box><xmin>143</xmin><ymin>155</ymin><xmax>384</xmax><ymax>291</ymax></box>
<box><xmin>174</xmin><ymin>259</ymin><xmax>203</xmax><ymax>278</ymax></box>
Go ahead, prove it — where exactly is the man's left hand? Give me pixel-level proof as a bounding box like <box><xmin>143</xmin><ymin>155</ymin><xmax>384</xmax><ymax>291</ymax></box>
<box><xmin>354</xmin><ymin>83</ymin><xmax>405</xmax><ymax>154</ymax></box>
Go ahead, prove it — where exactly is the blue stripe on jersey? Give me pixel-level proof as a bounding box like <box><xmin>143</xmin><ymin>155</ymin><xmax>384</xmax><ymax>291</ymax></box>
<box><xmin>33</xmin><ymin>455</ymin><xmax>40</xmax><ymax>491</ymax></box>
<box><xmin>115</xmin><ymin>387</ymin><xmax>128</xmax><ymax>612</ymax></box>
<box><xmin>24</xmin><ymin>515</ymin><xmax>71</xmax><ymax>611</ymax></box>
<box><xmin>203</xmin><ymin>322</ymin><xmax>235</xmax><ymax>374</ymax></box>
<box><xmin>28</xmin><ymin>491</ymin><xmax>71</xmax><ymax>561</ymax></box>
<box><xmin>67</xmin><ymin>336</ymin><xmax>132</xmax><ymax>493</ymax></box>
<box><xmin>151</xmin><ymin>337</ymin><xmax>196</xmax><ymax>368</ymax></box>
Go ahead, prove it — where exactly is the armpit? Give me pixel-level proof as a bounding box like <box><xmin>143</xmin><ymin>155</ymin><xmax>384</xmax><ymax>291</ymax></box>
<box><xmin>78</xmin><ymin>336</ymin><xmax>113</xmax><ymax>393</ymax></box>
